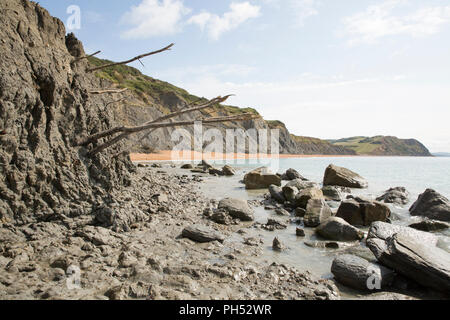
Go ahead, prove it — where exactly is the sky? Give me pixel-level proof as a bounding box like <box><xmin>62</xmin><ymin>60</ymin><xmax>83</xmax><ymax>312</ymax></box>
<box><xmin>39</xmin><ymin>0</ymin><xmax>450</xmax><ymax>152</ymax></box>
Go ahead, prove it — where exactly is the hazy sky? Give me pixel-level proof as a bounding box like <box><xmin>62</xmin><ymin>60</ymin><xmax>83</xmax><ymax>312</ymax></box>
<box><xmin>40</xmin><ymin>0</ymin><xmax>450</xmax><ymax>152</ymax></box>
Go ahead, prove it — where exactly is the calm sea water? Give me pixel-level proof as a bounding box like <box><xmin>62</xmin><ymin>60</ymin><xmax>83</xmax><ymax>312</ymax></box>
<box><xmin>212</xmin><ymin>156</ymin><xmax>450</xmax><ymax>202</ymax></box>
<box><xmin>197</xmin><ymin>156</ymin><xmax>450</xmax><ymax>293</ymax></box>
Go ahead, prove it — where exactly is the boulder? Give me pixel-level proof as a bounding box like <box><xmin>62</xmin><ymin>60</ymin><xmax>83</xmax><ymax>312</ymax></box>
<box><xmin>181</xmin><ymin>164</ymin><xmax>193</xmax><ymax>169</ymax></box>
<box><xmin>222</xmin><ymin>165</ymin><xmax>235</xmax><ymax>176</ymax></box>
<box><xmin>316</xmin><ymin>217</ymin><xmax>365</xmax><ymax>241</ymax></box>
<box><xmin>285</xmin><ymin>179</ymin><xmax>319</xmax><ymax>191</ymax></box>
<box><xmin>336</xmin><ymin>199</ymin><xmax>391</xmax><ymax>226</ymax></box>
<box><xmin>376</xmin><ymin>187</ymin><xmax>409</xmax><ymax>206</ymax></box>
<box><xmin>409</xmin><ymin>219</ymin><xmax>449</xmax><ymax>232</ymax></box>
<box><xmin>218</xmin><ymin>198</ymin><xmax>254</xmax><ymax>221</ymax></box>
<box><xmin>282</xmin><ymin>186</ymin><xmax>298</xmax><ymax>202</ymax></box>
<box><xmin>182</xmin><ymin>225</ymin><xmax>225</xmax><ymax>243</ymax></box>
<box><xmin>409</xmin><ymin>189</ymin><xmax>450</xmax><ymax>222</ymax></box>
<box><xmin>296</xmin><ymin>228</ymin><xmax>306</xmax><ymax>237</ymax></box>
<box><xmin>367</xmin><ymin>221</ymin><xmax>439</xmax><ymax>247</ymax></box>
<box><xmin>331</xmin><ymin>255</ymin><xmax>396</xmax><ymax>291</ymax></box>
<box><xmin>272</xmin><ymin>237</ymin><xmax>285</xmax><ymax>251</ymax></box>
<box><xmin>281</xmin><ymin>168</ymin><xmax>307</xmax><ymax>181</ymax></box>
<box><xmin>323</xmin><ymin>164</ymin><xmax>368</xmax><ymax>189</ymax></box>
<box><xmin>304</xmin><ymin>199</ymin><xmax>332</xmax><ymax>227</ymax></box>
<box><xmin>366</xmin><ymin>232</ymin><xmax>450</xmax><ymax>293</ymax></box>
<box><xmin>294</xmin><ymin>188</ymin><xmax>324</xmax><ymax>209</ymax></box>
<box><xmin>269</xmin><ymin>185</ymin><xmax>285</xmax><ymax>204</ymax></box>
<box><xmin>209</xmin><ymin>168</ymin><xmax>224</xmax><ymax>176</ymax></box>
<box><xmin>322</xmin><ymin>186</ymin><xmax>343</xmax><ymax>202</ymax></box>
<box><xmin>264</xmin><ymin>218</ymin><xmax>288</xmax><ymax>230</ymax></box>
<box><xmin>244</xmin><ymin>167</ymin><xmax>281</xmax><ymax>190</ymax></box>
<box><xmin>295</xmin><ymin>207</ymin><xmax>306</xmax><ymax>218</ymax></box>
<box><xmin>210</xmin><ymin>210</ymin><xmax>233</xmax><ymax>225</ymax></box>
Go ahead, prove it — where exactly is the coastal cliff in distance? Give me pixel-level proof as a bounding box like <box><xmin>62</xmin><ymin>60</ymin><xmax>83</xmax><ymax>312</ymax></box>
<box><xmin>329</xmin><ymin>136</ymin><xmax>432</xmax><ymax>157</ymax></box>
<box><xmin>88</xmin><ymin>57</ymin><xmax>356</xmax><ymax>155</ymax></box>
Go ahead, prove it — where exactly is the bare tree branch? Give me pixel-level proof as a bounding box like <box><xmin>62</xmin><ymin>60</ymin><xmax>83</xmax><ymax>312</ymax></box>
<box><xmin>89</xmin><ymin>88</ymin><xmax>128</xmax><ymax>95</ymax></box>
<box><xmin>71</xmin><ymin>50</ymin><xmax>101</xmax><ymax>64</ymax></box>
<box><xmin>76</xmin><ymin>95</ymin><xmax>231</xmax><ymax>147</ymax></box>
<box><xmin>87</xmin><ymin>43</ymin><xmax>174</xmax><ymax>73</ymax></box>
<box><xmin>87</xmin><ymin>113</ymin><xmax>259</xmax><ymax>157</ymax></box>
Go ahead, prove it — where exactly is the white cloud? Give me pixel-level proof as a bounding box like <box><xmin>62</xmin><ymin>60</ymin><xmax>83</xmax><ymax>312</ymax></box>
<box><xmin>291</xmin><ymin>0</ymin><xmax>320</xmax><ymax>27</ymax></box>
<box><xmin>343</xmin><ymin>0</ymin><xmax>450</xmax><ymax>44</ymax></box>
<box><xmin>188</xmin><ymin>2</ymin><xmax>261</xmax><ymax>40</ymax></box>
<box><xmin>121</xmin><ymin>0</ymin><xmax>191</xmax><ymax>39</ymax></box>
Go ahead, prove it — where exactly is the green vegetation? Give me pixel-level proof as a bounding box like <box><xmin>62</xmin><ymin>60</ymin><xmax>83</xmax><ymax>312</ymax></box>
<box><xmin>87</xmin><ymin>56</ymin><xmax>259</xmax><ymax>116</ymax></box>
<box><xmin>330</xmin><ymin>136</ymin><xmax>380</xmax><ymax>154</ymax></box>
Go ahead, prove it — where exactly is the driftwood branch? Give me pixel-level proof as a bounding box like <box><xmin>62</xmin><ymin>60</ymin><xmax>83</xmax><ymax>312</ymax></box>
<box><xmin>87</xmin><ymin>43</ymin><xmax>174</xmax><ymax>73</ymax></box>
<box><xmin>89</xmin><ymin>88</ymin><xmax>128</xmax><ymax>95</ymax></box>
<box><xmin>76</xmin><ymin>95</ymin><xmax>232</xmax><ymax>147</ymax></box>
<box><xmin>87</xmin><ymin>113</ymin><xmax>259</xmax><ymax>157</ymax></box>
<box><xmin>71</xmin><ymin>50</ymin><xmax>101</xmax><ymax>64</ymax></box>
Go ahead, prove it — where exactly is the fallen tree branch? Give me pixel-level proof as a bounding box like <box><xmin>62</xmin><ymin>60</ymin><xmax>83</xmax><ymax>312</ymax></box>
<box><xmin>87</xmin><ymin>43</ymin><xmax>174</xmax><ymax>73</ymax></box>
<box><xmin>89</xmin><ymin>88</ymin><xmax>128</xmax><ymax>95</ymax></box>
<box><xmin>87</xmin><ymin>113</ymin><xmax>259</xmax><ymax>157</ymax></box>
<box><xmin>76</xmin><ymin>95</ymin><xmax>232</xmax><ymax>147</ymax></box>
<box><xmin>71</xmin><ymin>50</ymin><xmax>101</xmax><ymax>64</ymax></box>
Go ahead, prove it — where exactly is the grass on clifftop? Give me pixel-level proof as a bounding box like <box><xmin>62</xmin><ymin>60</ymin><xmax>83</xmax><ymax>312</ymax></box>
<box><xmin>87</xmin><ymin>56</ymin><xmax>259</xmax><ymax>116</ymax></box>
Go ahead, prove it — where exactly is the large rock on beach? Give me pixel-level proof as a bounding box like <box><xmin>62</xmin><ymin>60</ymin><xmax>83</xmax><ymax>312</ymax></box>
<box><xmin>182</xmin><ymin>225</ymin><xmax>225</xmax><ymax>243</ymax></box>
<box><xmin>285</xmin><ymin>179</ymin><xmax>319</xmax><ymax>191</ymax></box>
<box><xmin>376</xmin><ymin>187</ymin><xmax>409</xmax><ymax>206</ymax></box>
<box><xmin>366</xmin><ymin>232</ymin><xmax>450</xmax><ymax>293</ymax></box>
<box><xmin>331</xmin><ymin>255</ymin><xmax>396</xmax><ymax>291</ymax></box>
<box><xmin>336</xmin><ymin>199</ymin><xmax>390</xmax><ymax>226</ymax></box>
<box><xmin>316</xmin><ymin>217</ymin><xmax>365</xmax><ymax>241</ymax></box>
<box><xmin>294</xmin><ymin>188</ymin><xmax>324</xmax><ymax>209</ymax></box>
<box><xmin>322</xmin><ymin>186</ymin><xmax>343</xmax><ymax>202</ymax></box>
<box><xmin>304</xmin><ymin>199</ymin><xmax>332</xmax><ymax>227</ymax></box>
<box><xmin>244</xmin><ymin>167</ymin><xmax>281</xmax><ymax>190</ymax></box>
<box><xmin>218</xmin><ymin>198</ymin><xmax>254</xmax><ymax>221</ymax></box>
<box><xmin>367</xmin><ymin>221</ymin><xmax>439</xmax><ymax>247</ymax></box>
<box><xmin>269</xmin><ymin>185</ymin><xmax>285</xmax><ymax>204</ymax></box>
<box><xmin>281</xmin><ymin>168</ymin><xmax>307</xmax><ymax>181</ymax></box>
<box><xmin>323</xmin><ymin>164</ymin><xmax>368</xmax><ymax>189</ymax></box>
<box><xmin>409</xmin><ymin>189</ymin><xmax>450</xmax><ymax>222</ymax></box>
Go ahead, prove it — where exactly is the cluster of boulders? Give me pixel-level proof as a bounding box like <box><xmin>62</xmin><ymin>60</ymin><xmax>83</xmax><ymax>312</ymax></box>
<box><xmin>181</xmin><ymin>160</ymin><xmax>236</xmax><ymax>177</ymax></box>
<box><xmin>259</xmin><ymin>163</ymin><xmax>450</xmax><ymax>297</ymax></box>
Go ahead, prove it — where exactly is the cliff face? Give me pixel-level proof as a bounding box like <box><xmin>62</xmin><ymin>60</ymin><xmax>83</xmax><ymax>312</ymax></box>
<box><xmin>88</xmin><ymin>57</ymin><xmax>356</xmax><ymax>156</ymax></box>
<box><xmin>0</xmin><ymin>0</ymin><xmax>136</xmax><ymax>226</ymax></box>
<box><xmin>329</xmin><ymin>136</ymin><xmax>432</xmax><ymax>156</ymax></box>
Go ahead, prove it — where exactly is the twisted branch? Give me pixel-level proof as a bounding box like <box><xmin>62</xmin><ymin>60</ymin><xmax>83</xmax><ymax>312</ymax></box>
<box><xmin>87</xmin><ymin>43</ymin><xmax>174</xmax><ymax>73</ymax></box>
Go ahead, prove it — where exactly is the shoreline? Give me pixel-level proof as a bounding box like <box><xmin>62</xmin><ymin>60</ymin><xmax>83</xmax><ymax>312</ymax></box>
<box><xmin>130</xmin><ymin>151</ymin><xmax>357</xmax><ymax>162</ymax></box>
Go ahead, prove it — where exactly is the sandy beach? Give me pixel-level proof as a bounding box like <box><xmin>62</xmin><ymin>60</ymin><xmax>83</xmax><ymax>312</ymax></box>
<box><xmin>130</xmin><ymin>150</ymin><xmax>356</xmax><ymax>162</ymax></box>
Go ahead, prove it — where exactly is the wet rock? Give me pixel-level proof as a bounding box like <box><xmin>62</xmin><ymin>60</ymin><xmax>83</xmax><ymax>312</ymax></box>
<box><xmin>282</xmin><ymin>186</ymin><xmax>298</xmax><ymax>202</ymax></box>
<box><xmin>210</xmin><ymin>210</ymin><xmax>233</xmax><ymax>225</ymax></box>
<box><xmin>409</xmin><ymin>189</ymin><xmax>450</xmax><ymax>222</ymax></box>
<box><xmin>295</xmin><ymin>207</ymin><xmax>306</xmax><ymax>218</ymax></box>
<box><xmin>323</xmin><ymin>164</ymin><xmax>368</xmax><ymax>189</ymax></box>
<box><xmin>294</xmin><ymin>188</ymin><xmax>324</xmax><ymax>209</ymax></box>
<box><xmin>322</xmin><ymin>186</ymin><xmax>343</xmax><ymax>202</ymax></box>
<box><xmin>331</xmin><ymin>254</ymin><xmax>396</xmax><ymax>291</ymax></box>
<box><xmin>181</xmin><ymin>225</ymin><xmax>225</xmax><ymax>243</ymax></box>
<box><xmin>218</xmin><ymin>198</ymin><xmax>254</xmax><ymax>221</ymax></box>
<box><xmin>316</xmin><ymin>217</ymin><xmax>365</xmax><ymax>241</ymax></box>
<box><xmin>264</xmin><ymin>218</ymin><xmax>288</xmax><ymax>230</ymax></box>
<box><xmin>181</xmin><ymin>164</ymin><xmax>194</xmax><ymax>169</ymax></box>
<box><xmin>336</xmin><ymin>199</ymin><xmax>391</xmax><ymax>226</ymax></box>
<box><xmin>285</xmin><ymin>179</ymin><xmax>319</xmax><ymax>192</ymax></box>
<box><xmin>244</xmin><ymin>167</ymin><xmax>281</xmax><ymax>190</ymax></box>
<box><xmin>209</xmin><ymin>168</ymin><xmax>224</xmax><ymax>176</ymax></box>
<box><xmin>304</xmin><ymin>241</ymin><xmax>352</xmax><ymax>249</ymax></box>
<box><xmin>275</xmin><ymin>208</ymin><xmax>290</xmax><ymax>216</ymax></box>
<box><xmin>296</xmin><ymin>228</ymin><xmax>305</xmax><ymax>237</ymax></box>
<box><xmin>367</xmin><ymin>221</ymin><xmax>439</xmax><ymax>247</ymax></box>
<box><xmin>244</xmin><ymin>237</ymin><xmax>263</xmax><ymax>247</ymax></box>
<box><xmin>366</xmin><ymin>232</ymin><xmax>450</xmax><ymax>293</ymax></box>
<box><xmin>269</xmin><ymin>185</ymin><xmax>285</xmax><ymax>204</ymax></box>
<box><xmin>304</xmin><ymin>199</ymin><xmax>332</xmax><ymax>227</ymax></box>
<box><xmin>281</xmin><ymin>168</ymin><xmax>307</xmax><ymax>181</ymax></box>
<box><xmin>272</xmin><ymin>237</ymin><xmax>285</xmax><ymax>251</ymax></box>
<box><xmin>222</xmin><ymin>165</ymin><xmax>235</xmax><ymax>176</ymax></box>
<box><xmin>409</xmin><ymin>219</ymin><xmax>449</xmax><ymax>232</ymax></box>
<box><xmin>376</xmin><ymin>187</ymin><xmax>409</xmax><ymax>206</ymax></box>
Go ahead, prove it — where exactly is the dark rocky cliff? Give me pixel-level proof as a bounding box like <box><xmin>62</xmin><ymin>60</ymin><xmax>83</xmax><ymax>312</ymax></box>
<box><xmin>0</xmin><ymin>0</ymin><xmax>136</xmax><ymax>226</ymax></box>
